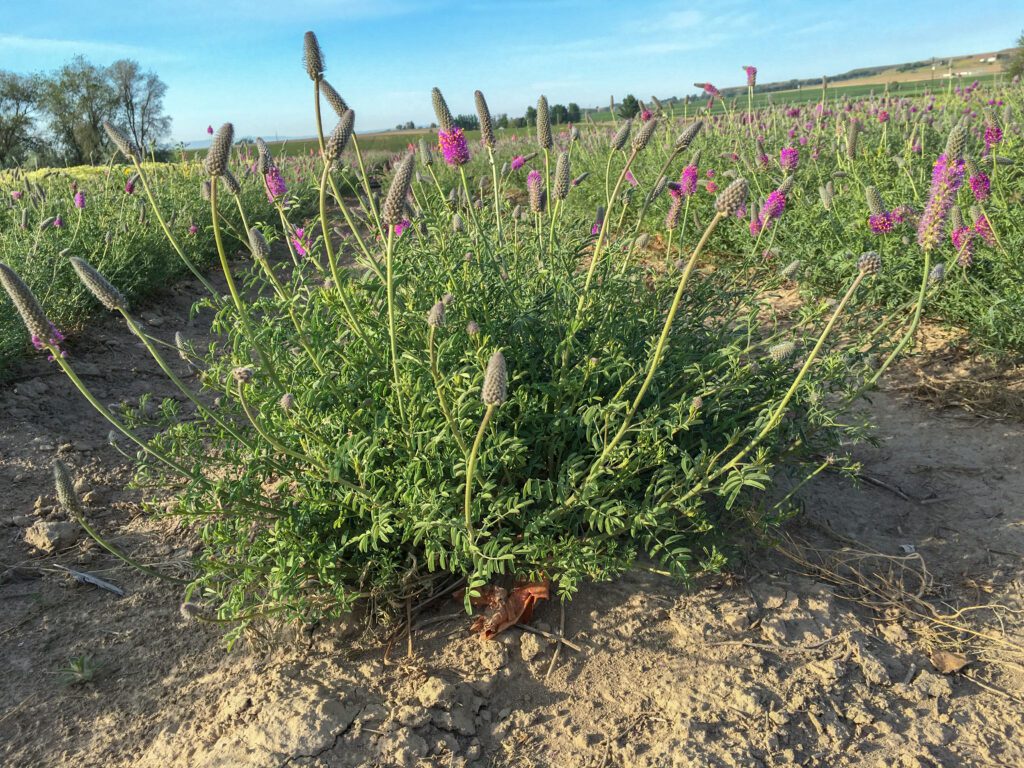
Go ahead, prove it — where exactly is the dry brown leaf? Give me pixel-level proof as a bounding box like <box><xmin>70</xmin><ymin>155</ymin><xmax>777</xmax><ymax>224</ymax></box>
<box><xmin>463</xmin><ymin>581</ymin><xmax>550</xmax><ymax>641</ymax></box>
<box><xmin>929</xmin><ymin>650</ymin><xmax>970</xmax><ymax>674</ymax></box>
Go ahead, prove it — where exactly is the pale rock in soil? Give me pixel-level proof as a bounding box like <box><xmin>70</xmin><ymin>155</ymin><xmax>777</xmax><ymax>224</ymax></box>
<box><xmin>377</xmin><ymin>727</ymin><xmax>428</xmax><ymax>767</ymax></box>
<box><xmin>519</xmin><ymin>630</ymin><xmax>542</xmax><ymax>662</ymax></box>
<box><xmin>24</xmin><ymin>520</ymin><xmax>79</xmax><ymax>552</ymax></box>
<box><xmin>417</xmin><ymin>676</ymin><xmax>454</xmax><ymax>710</ymax></box>
<box><xmin>478</xmin><ymin>641</ymin><xmax>507</xmax><ymax>671</ymax></box>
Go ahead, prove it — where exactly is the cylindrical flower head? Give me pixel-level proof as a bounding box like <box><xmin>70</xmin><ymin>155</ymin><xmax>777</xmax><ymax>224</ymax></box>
<box><xmin>200</xmin><ymin>180</ymin><xmax>211</xmax><ymax>201</ymax></box>
<box><xmin>174</xmin><ymin>331</ymin><xmax>190</xmax><ymax>362</ymax></box>
<box><xmin>0</xmin><ymin>261</ymin><xmax>51</xmax><ymax>343</ymax></box>
<box><xmin>781</xmin><ymin>259</ymin><xmax>800</xmax><ymax>279</ymax></box>
<box><xmin>536</xmin><ymin>96</ymin><xmax>552</xmax><ymax>150</ymax></box>
<box><xmin>427</xmin><ymin>301</ymin><xmax>446</xmax><ymax>327</ymax></box>
<box><xmin>222</xmin><ymin>170</ymin><xmax>241</xmax><ymax>196</ymax></box>
<box><xmin>204</xmin><ymin>123</ymin><xmax>234</xmax><ymax>177</ymax></box>
<box><xmin>255</xmin><ymin>137</ymin><xmax>273</xmax><ymax>175</ymax></box>
<box><xmin>929</xmin><ymin>262</ymin><xmax>946</xmax><ymax>283</ymax></box>
<box><xmin>778</xmin><ymin>175</ymin><xmax>795</xmax><ymax>196</ymax></box>
<box><xmin>769</xmin><ymin>341</ymin><xmax>795</xmax><ymax>362</ymax></box>
<box><xmin>70</xmin><ymin>257</ymin><xmax>126</xmax><ymax>311</ymax></box>
<box><xmin>303</xmin><ymin>31</ymin><xmax>325</xmax><ymax>81</ymax></box>
<box><xmin>481</xmin><ymin>350</ymin><xmax>507</xmax><ymax>405</ymax></box>
<box><xmin>475</xmin><ymin>90</ymin><xmax>495</xmax><ymax>149</ymax></box>
<box><xmin>431</xmin><ymin>87</ymin><xmax>455</xmax><ymax>133</ymax></box>
<box><xmin>846</xmin><ymin>121</ymin><xmax>860</xmax><ymax>160</ymax></box>
<box><xmin>248</xmin><ymin>227</ymin><xmax>271</xmax><ymax>261</ymax></box>
<box><xmin>714</xmin><ymin>177</ymin><xmax>748</xmax><ymax>216</ymax></box>
<box><xmin>857</xmin><ymin>251</ymin><xmax>882</xmax><ymax>275</ymax></box>
<box><xmin>383</xmin><ymin>152</ymin><xmax>415</xmax><ymax>226</ymax></box>
<box><xmin>632</xmin><ymin>117</ymin><xmax>658</xmax><ymax>152</ymax></box>
<box><xmin>944</xmin><ymin>123</ymin><xmax>967</xmax><ymax>161</ymax></box>
<box><xmin>864</xmin><ymin>185</ymin><xmax>885</xmax><ymax>217</ymax></box>
<box><xmin>527</xmin><ymin>170</ymin><xmax>545</xmax><ymax>213</ymax></box>
<box><xmin>674</xmin><ymin>120</ymin><xmax>703</xmax><ymax>152</ymax></box>
<box><xmin>612</xmin><ymin>119</ymin><xmax>632</xmax><ymax>151</ymax></box>
<box><xmin>103</xmin><ymin>121</ymin><xmax>139</xmax><ymax>161</ymax></box>
<box><xmin>950</xmin><ymin>204</ymin><xmax>964</xmax><ymax>232</ymax></box>
<box><xmin>416</xmin><ymin>138</ymin><xmax>434</xmax><ymax>169</ymax></box>
<box><xmin>325</xmin><ymin>109</ymin><xmax>355</xmax><ymax>161</ymax></box>
<box><xmin>553</xmin><ymin>151</ymin><xmax>571</xmax><ymax>201</ymax></box>
<box><xmin>53</xmin><ymin>460</ymin><xmax>83</xmax><ymax>514</ymax></box>
<box><xmin>320</xmin><ymin>80</ymin><xmax>348</xmax><ymax>118</ymax></box>
<box><xmin>649</xmin><ymin>175</ymin><xmax>668</xmax><ymax>202</ymax></box>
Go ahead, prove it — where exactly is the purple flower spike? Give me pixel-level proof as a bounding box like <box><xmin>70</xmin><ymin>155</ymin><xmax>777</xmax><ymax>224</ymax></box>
<box><xmin>438</xmin><ymin>128</ymin><xmax>470</xmax><ymax>166</ymax></box>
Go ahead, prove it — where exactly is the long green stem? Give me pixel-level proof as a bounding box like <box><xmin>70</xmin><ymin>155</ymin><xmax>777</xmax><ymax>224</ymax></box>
<box><xmin>132</xmin><ymin>159</ymin><xmax>218</xmax><ymax>296</ymax></box>
<box><xmin>51</xmin><ymin>351</ymin><xmax>192</xmax><ymax>476</ymax></box>
<box><xmin>868</xmin><ymin>250</ymin><xmax>929</xmax><ymax>386</ymax></box>
<box><xmin>210</xmin><ymin>179</ymin><xmax>283</xmax><ymax>390</ymax></box>
<box><xmin>675</xmin><ymin>270</ymin><xmax>867</xmax><ymax>508</ymax></box>
<box><xmin>428</xmin><ymin>326</ymin><xmax>468</xmax><ymax>453</ymax></box>
<box><xmin>581</xmin><ymin>212</ymin><xmax>724</xmax><ymax>486</ymax></box>
<box><xmin>72</xmin><ymin>510</ymin><xmax>188</xmax><ymax>583</ymax></box>
<box><xmin>384</xmin><ymin>228</ymin><xmax>404</xmax><ymax>420</ymax></box>
<box><xmin>122</xmin><ymin>312</ymin><xmax>255</xmax><ymax>448</ymax></box>
<box><xmin>464</xmin><ymin>404</ymin><xmax>496</xmax><ymax>543</ymax></box>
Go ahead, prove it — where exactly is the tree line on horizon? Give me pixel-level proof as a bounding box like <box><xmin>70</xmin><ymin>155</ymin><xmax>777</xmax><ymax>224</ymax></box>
<box><xmin>0</xmin><ymin>56</ymin><xmax>171</xmax><ymax>168</ymax></box>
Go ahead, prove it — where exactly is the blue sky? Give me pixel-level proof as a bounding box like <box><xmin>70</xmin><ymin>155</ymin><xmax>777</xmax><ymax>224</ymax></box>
<box><xmin>2</xmin><ymin>1</ymin><xmax>1022</xmax><ymax>144</ymax></box>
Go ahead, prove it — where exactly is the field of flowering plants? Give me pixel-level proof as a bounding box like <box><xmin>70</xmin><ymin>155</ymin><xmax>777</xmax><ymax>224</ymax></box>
<box><xmin>2</xmin><ymin>31</ymin><xmax>1023</xmax><ymax>638</ymax></box>
<box><xmin>3</xmin><ymin>27</ymin><xmax>1024</xmax><ymax>768</ymax></box>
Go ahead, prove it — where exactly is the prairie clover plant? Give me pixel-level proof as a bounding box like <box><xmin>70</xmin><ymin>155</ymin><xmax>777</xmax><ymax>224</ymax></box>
<box><xmin>7</xmin><ymin>31</ymin><xmax>1016</xmax><ymax>642</ymax></box>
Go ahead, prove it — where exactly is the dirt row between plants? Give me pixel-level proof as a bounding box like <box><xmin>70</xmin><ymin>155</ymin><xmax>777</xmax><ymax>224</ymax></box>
<box><xmin>1</xmin><ymin>261</ymin><xmax>1022</xmax><ymax>767</ymax></box>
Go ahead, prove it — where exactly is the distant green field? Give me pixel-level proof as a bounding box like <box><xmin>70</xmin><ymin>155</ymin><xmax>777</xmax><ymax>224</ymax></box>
<box><xmin>186</xmin><ymin>71</ymin><xmax>1002</xmax><ymax>161</ymax></box>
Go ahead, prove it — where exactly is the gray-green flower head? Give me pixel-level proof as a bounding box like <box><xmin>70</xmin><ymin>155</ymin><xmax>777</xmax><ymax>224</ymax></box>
<box><xmin>232</xmin><ymin>366</ymin><xmax>254</xmax><ymax>385</ymax></box>
<box><xmin>475</xmin><ymin>90</ymin><xmax>495</xmax><ymax>149</ymax></box>
<box><xmin>631</xmin><ymin>117</ymin><xmax>658</xmax><ymax>152</ymax></box>
<box><xmin>431</xmin><ymin>87</ymin><xmax>455</xmax><ymax>133</ymax></box>
<box><xmin>325</xmin><ymin>110</ymin><xmax>355</xmax><ymax>162</ymax></box>
<box><xmin>0</xmin><ymin>261</ymin><xmax>52</xmax><ymax>343</ymax></box>
<box><xmin>204</xmin><ymin>123</ymin><xmax>234</xmax><ymax>177</ymax></box>
<box><xmin>53</xmin><ymin>459</ymin><xmax>83</xmax><ymax>514</ymax></box>
<box><xmin>857</xmin><ymin>251</ymin><xmax>881</xmax><ymax>275</ymax></box>
<box><xmin>70</xmin><ymin>257</ymin><xmax>126</xmax><ymax>312</ymax></box>
<box><xmin>383</xmin><ymin>152</ymin><xmax>415</xmax><ymax>226</ymax></box>
<box><xmin>320</xmin><ymin>80</ymin><xmax>348</xmax><ymax>118</ymax></box>
<box><xmin>612</xmin><ymin>119</ymin><xmax>632</xmax><ymax>151</ymax></box>
<box><xmin>303</xmin><ymin>31</ymin><xmax>325</xmax><ymax>81</ymax></box>
<box><xmin>781</xmin><ymin>259</ymin><xmax>800</xmax><ymax>280</ymax></box>
<box><xmin>714</xmin><ymin>178</ymin><xmax>748</xmax><ymax>216</ymax></box>
<box><xmin>427</xmin><ymin>301</ymin><xmax>446</xmax><ymax>328</ymax></box>
<box><xmin>537</xmin><ymin>95</ymin><xmax>552</xmax><ymax>150</ymax></box>
<box><xmin>553</xmin><ymin>151</ymin><xmax>571</xmax><ymax>201</ymax></box>
<box><xmin>466</xmin><ymin>320</ymin><xmax>480</xmax><ymax>336</ymax></box>
<box><xmin>103</xmin><ymin>121</ymin><xmax>140</xmax><ymax>161</ymax></box>
<box><xmin>482</xmin><ymin>350</ymin><xmax>507</xmax><ymax>405</ymax></box>
<box><xmin>769</xmin><ymin>341</ymin><xmax>796</xmax><ymax>363</ymax></box>
<box><xmin>674</xmin><ymin>120</ymin><xmax>703</xmax><ymax>152</ymax></box>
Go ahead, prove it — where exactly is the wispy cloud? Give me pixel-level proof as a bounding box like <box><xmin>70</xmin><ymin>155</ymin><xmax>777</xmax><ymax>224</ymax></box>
<box><xmin>0</xmin><ymin>34</ymin><xmax>176</xmax><ymax>63</ymax></box>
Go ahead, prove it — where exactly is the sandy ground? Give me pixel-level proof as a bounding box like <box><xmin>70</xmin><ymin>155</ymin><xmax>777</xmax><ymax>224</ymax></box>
<box><xmin>1</xmin><ymin>263</ymin><xmax>1022</xmax><ymax>768</ymax></box>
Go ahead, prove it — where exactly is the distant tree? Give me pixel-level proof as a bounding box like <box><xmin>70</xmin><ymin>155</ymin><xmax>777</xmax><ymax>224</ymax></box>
<box><xmin>1009</xmin><ymin>30</ymin><xmax>1024</xmax><ymax>79</ymax></box>
<box><xmin>0</xmin><ymin>71</ymin><xmax>40</xmax><ymax>167</ymax></box>
<box><xmin>524</xmin><ymin>105</ymin><xmax>537</xmax><ymax>126</ymax></box>
<box><xmin>512</xmin><ymin>116</ymin><xmax>527</xmax><ymax>128</ymax></box>
<box><xmin>403</xmin><ymin>120</ymin><xmax>415</xmax><ymax>130</ymax></box>
<box><xmin>551</xmin><ymin>103</ymin><xmax>568</xmax><ymax>124</ymax></box>
<box><xmin>618</xmin><ymin>94</ymin><xmax>640</xmax><ymax>119</ymax></box>
<box><xmin>37</xmin><ymin>56</ymin><xmax>117</xmax><ymax>164</ymax></box>
<box><xmin>108</xmin><ymin>59</ymin><xmax>171</xmax><ymax>152</ymax></box>
<box><xmin>566</xmin><ymin>102</ymin><xmax>581</xmax><ymax>123</ymax></box>
<box><xmin>495</xmin><ymin>113</ymin><xmax>509</xmax><ymax>129</ymax></box>
<box><xmin>453</xmin><ymin>113</ymin><xmax>479</xmax><ymax>130</ymax></box>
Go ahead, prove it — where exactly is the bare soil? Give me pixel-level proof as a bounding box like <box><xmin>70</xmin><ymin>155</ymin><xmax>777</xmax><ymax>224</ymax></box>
<box><xmin>1</xmin><ymin>264</ymin><xmax>1022</xmax><ymax>768</ymax></box>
